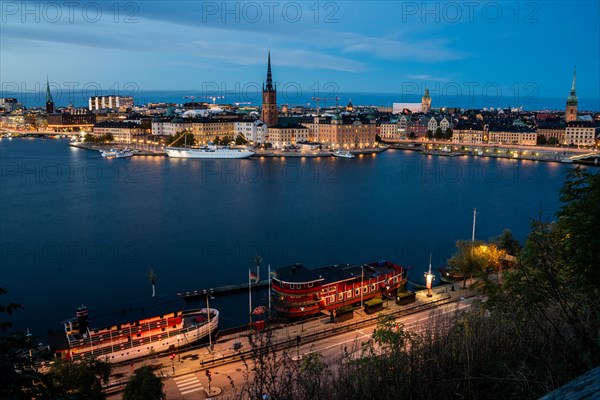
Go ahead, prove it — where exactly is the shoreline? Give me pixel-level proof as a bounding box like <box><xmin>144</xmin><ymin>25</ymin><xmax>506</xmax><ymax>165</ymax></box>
<box><xmin>4</xmin><ymin>136</ymin><xmax>598</xmax><ymax>165</ymax></box>
<box><xmin>385</xmin><ymin>141</ymin><xmax>600</xmax><ymax>167</ymax></box>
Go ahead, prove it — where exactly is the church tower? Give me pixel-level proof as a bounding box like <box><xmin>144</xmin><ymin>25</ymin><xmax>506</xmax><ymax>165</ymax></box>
<box><xmin>261</xmin><ymin>51</ymin><xmax>278</xmax><ymax>127</ymax></box>
<box><xmin>565</xmin><ymin>68</ymin><xmax>578</xmax><ymax>122</ymax></box>
<box><xmin>421</xmin><ymin>87</ymin><xmax>431</xmax><ymax>113</ymax></box>
<box><xmin>45</xmin><ymin>77</ymin><xmax>55</xmax><ymax>114</ymax></box>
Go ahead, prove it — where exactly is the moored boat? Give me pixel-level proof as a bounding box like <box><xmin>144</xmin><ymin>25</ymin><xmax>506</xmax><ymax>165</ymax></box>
<box><xmin>333</xmin><ymin>149</ymin><xmax>355</xmax><ymax>159</ymax></box>
<box><xmin>438</xmin><ymin>266</ymin><xmax>465</xmax><ymax>283</ymax></box>
<box><xmin>49</xmin><ymin>294</ymin><xmax>218</xmax><ymax>363</ymax></box>
<box><xmin>101</xmin><ymin>148</ymin><xmax>133</xmax><ymax>158</ymax></box>
<box><xmin>271</xmin><ymin>260</ymin><xmax>407</xmax><ymax>319</ymax></box>
<box><xmin>166</xmin><ymin>144</ymin><xmax>254</xmax><ymax>159</ymax></box>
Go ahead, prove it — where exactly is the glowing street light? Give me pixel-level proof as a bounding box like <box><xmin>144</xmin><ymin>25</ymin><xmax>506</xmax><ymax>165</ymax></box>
<box><xmin>425</xmin><ymin>253</ymin><xmax>435</xmax><ymax>297</ymax></box>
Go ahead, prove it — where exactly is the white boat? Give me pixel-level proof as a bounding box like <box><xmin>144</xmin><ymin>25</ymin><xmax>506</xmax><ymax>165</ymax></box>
<box><xmin>333</xmin><ymin>149</ymin><xmax>355</xmax><ymax>159</ymax></box>
<box><xmin>50</xmin><ymin>295</ymin><xmax>219</xmax><ymax>364</ymax></box>
<box><xmin>101</xmin><ymin>148</ymin><xmax>133</xmax><ymax>158</ymax></box>
<box><xmin>166</xmin><ymin>144</ymin><xmax>254</xmax><ymax>159</ymax></box>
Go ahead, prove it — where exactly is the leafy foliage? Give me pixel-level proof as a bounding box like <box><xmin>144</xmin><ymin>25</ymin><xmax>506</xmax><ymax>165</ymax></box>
<box><xmin>123</xmin><ymin>366</ymin><xmax>165</xmax><ymax>400</ymax></box>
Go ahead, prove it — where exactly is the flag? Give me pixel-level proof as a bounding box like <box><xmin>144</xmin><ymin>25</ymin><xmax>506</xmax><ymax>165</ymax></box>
<box><xmin>250</xmin><ymin>270</ymin><xmax>259</xmax><ymax>283</ymax></box>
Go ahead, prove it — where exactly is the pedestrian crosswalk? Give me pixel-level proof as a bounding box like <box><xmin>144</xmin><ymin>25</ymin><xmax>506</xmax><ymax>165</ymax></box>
<box><xmin>174</xmin><ymin>373</ymin><xmax>204</xmax><ymax>395</ymax></box>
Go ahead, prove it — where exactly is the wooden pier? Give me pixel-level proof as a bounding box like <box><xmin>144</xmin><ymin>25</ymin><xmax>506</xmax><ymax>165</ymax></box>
<box><xmin>178</xmin><ymin>279</ymin><xmax>270</xmax><ymax>299</ymax></box>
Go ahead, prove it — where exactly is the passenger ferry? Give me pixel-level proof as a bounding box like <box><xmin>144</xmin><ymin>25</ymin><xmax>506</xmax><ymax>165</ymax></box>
<box><xmin>166</xmin><ymin>144</ymin><xmax>254</xmax><ymax>159</ymax></box>
<box><xmin>271</xmin><ymin>260</ymin><xmax>407</xmax><ymax>318</ymax></box>
<box><xmin>49</xmin><ymin>294</ymin><xmax>218</xmax><ymax>363</ymax></box>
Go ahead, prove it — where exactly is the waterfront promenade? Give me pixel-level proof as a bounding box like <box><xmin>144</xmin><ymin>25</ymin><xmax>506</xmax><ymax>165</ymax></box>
<box><xmin>105</xmin><ymin>283</ymin><xmax>474</xmax><ymax>398</ymax></box>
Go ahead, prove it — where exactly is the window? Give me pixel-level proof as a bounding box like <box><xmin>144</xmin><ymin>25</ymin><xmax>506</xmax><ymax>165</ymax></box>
<box><xmin>308</xmin><ymin>282</ymin><xmax>313</xmax><ymax>287</ymax></box>
<box><xmin>355</xmin><ymin>289</ymin><xmax>360</xmax><ymax>296</ymax></box>
<box><xmin>363</xmin><ymin>286</ymin><xmax>368</xmax><ymax>293</ymax></box>
<box><xmin>338</xmin><ymin>293</ymin><xmax>343</xmax><ymax>301</ymax></box>
<box><xmin>330</xmin><ymin>295</ymin><xmax>335</xmax><ymax>303</ymax></box>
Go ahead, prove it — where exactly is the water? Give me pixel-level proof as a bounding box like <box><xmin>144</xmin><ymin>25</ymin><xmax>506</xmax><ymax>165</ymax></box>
<box><xmin>8</xmin><ymin>90</ymin><xmax>600</xmax><ymax>111</ymax></box>
<box><xmin>0</xmin><ymin>138</ymin><xmax>574</xmax><ymax>338</ymax></box>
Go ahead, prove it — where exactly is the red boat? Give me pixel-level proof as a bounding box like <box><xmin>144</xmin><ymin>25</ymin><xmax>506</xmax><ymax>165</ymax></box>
<box><xmin>271</xmin><ymin>260</ymin><xmax>407</xmax><ymax>319</ymax></box>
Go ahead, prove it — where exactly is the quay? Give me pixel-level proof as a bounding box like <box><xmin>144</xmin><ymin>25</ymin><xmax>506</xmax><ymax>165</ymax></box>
<box><xmin>178</xmin><ymin>280</ymin><xmax>270</xmax><ymax>299</ymax></box>
<box><xmin>104</xmin><ymin>283</ymin><xmax>475</xmax><ymax>396</ymax></box>
<box><xmin>386</xmin><ymin>140</ymin><xmax>600</xmax><ymax>165</ymax></box>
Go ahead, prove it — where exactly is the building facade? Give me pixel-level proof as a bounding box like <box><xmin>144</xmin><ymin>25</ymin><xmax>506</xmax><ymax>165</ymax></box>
<box><xmin>488</xmin><ymin>129</ymin><xmax>537</xmax><ymax>145</ymax></box>
<box><xmin>89</xmin><ymin>96</ymin><xmax>134</xmax><ymax>111</ymax></box>
<box><xmin>93</xmin><ymin>121</ymin><xmax>142</xmax><ymax>143</ymax></box>
<box><xmin>305</xmin><ymin>114</ymin><xmax>377</xmax><ymax>148</ymax></box>
<box><xmin>266</xmin><ymin>124</ymin><xmax>309</xmax><ymax>148</ymax></box>
<box><xmin>565</xmin><ymin>122</ymin><xmax>596</xmax><ymax>146</ymax></box>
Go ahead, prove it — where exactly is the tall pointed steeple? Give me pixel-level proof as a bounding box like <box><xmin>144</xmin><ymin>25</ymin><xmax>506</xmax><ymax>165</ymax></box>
<box><xmin>261</xmin><ymin>51</ymin><xmax>278</xmax><ymax>126</ymax></box>
<box><xmin>45</xmin><ymin>76</ymin><xmax>55</xmax><ymax>113</ymax></box>
<box><xmin>567</xmin><ymin>67</ymin><xmax>577</xmax><ymax>106</ymax></box>
<box><xmin>265</xmin><ymin>50</ymin><xmax>274</xmax><ymax>92</ymax></box>
<box><xmin>565</xmin><ymin>67</ymin><xmax>578</xmax><ymax>122</ymax></box>
<box><xmin>46</xmin><ymin>77</ymin><xmax>54</xmax><ymax>104</ymax></box>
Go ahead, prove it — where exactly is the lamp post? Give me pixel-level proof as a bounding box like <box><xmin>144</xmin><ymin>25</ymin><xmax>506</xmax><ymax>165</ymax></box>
<box><xmin>204</xmin><ymin>289</ymin><xmax>215</xmax><ymax>353</ymax></box>
<box><xmin>425</xmin><ymin>253</ymin><xmax>435</xmax><ymax>297</ymax></box>
<box><xmin>177</xmin><ymin>335</ymin><xmax>181</xmax><ymax>362</ymax></box>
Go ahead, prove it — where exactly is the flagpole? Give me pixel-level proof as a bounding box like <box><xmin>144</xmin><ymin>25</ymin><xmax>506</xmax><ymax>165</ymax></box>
<box><xmin>268</xmin><ymin>264</ymin><xmax>271</xmax><ymax>324</ymax></box>
<box><xmin>249</xmin><ymin>268</ymin><xmax>252</xmax><ymax>326</ymax></box>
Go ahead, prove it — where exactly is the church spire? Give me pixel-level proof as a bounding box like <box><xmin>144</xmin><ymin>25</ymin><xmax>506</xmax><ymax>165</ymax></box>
<box><xmin>46</xmin><ymin>76</ymin><xmax>54</xmax><ymax>104</ymax></box>
<box><xmin>265</xmin><ymin>50</ymin><xmax>274</xmax><ymax>92</ymax></box>
<box><xmin>567</xmin><ymin>67</ymin><xmax>578</xmax><ymax>106</ymax></box>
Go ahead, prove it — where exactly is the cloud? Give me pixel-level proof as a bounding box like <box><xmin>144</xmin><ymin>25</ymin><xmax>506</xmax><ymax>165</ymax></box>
<box><xmin>405</xmin><ymin>74</ymin><xmax>450</xmax><ymax>82</ymax></box>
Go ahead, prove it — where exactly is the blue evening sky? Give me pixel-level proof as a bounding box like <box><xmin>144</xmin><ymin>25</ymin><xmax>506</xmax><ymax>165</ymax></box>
<box><xmin>1</xmin><ymin>1</ymin><xmax>599</xmax><ymax>108</ymax></box>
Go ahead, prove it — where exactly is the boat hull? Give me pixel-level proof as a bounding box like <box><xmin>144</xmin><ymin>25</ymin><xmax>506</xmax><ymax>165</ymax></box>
<box><xmin>63</xmin><ymin>308</ymin><xmax>218</xmax><ymax>364</ymax></box>
<box><xmin>166</xmin><ymin>147</ymin><xmax>254</xmax><ymax>159</ymax></box>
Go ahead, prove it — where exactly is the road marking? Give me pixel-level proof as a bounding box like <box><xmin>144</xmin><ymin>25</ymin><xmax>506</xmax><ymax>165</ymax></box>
<box><xmin>174</xmin><ymin>373</ymin><xmax>204</xmax><ymax>395</ymax></box>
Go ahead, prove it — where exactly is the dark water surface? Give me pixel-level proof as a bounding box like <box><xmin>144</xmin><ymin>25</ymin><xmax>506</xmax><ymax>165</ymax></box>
<box><xmin>0</xmin><ymin>138</ymin><xmax>571</xmax><ymax>337</ymax></box>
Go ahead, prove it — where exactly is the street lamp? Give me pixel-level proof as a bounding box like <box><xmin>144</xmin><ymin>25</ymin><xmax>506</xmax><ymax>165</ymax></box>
<box><xmin>204</xmin><ymin>289</ymin><xmax>215</xmax><ymax>353</ymax></box>
<box><xmin>177</xmin><ymin>335</ymin><xmax>181</xmax><ymax>362</ymax></box>
<box><xmin>425</xmin><ymin>253</ymin><xmax>435</xmax><ymax>297</ymax></box>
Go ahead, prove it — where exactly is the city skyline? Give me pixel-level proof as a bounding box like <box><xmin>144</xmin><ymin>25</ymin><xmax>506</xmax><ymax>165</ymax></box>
<box><xmin>1</xmin><ymin>1</ymin><xmax>599</xmax><ymax>109</ymax></box>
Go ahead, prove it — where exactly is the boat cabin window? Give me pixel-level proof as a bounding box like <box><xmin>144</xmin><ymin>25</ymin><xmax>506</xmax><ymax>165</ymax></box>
<box><xmin>371</xmin><ymin>284</ymin><xmax>376</xmax><ymax>291</ymax></box>
<box><xmin>338</xmin><ymin>293</ymin><xmax>343</xmax><ymax>301</ymax></box>
<box><xmin>363</xmin><ymin>286</ymin><xmax>368</xmax><ymax>293</ymax></box>
<box><xmin>330</xmin><ymin>295</ymin><xmax>335</xmax><ymax>303</ymax></box>
<box><xmin>355</xmin><ymin>289</ymin><xmax>360</xmax><ymax>296</ymax></box>
<box><xmin>308</xmin><ymin>282</ymin><xmax>313</xmax><ymax>287</ymax></box>
<box><xmin>346</xmin><ymin>290</ymin><xmax>351</xmax><ymax>298</ymax></box>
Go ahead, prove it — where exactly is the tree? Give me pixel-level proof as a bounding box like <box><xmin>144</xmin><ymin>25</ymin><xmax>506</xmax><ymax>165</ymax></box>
<box><xmin>537</xmin><ymin>134</ymin><xmax>547</xmax><ymax>145</ymax></box>
<box><xmin>447</xmin><ymin>240</ymin><xmax>489</xmax><ymax>287</ymax></box>
<box><xmin>375</xmin><ymin>134</ymin><xmax>382</xmax><ymax>143</ymax></box>
<box><xmin>49</xmin><ymin>357</ymin><xmax>112</xmax><ymax>399</ymax></box>
<box><xmin>444</xmin><ymin>128</ymin><xmax>453</xmax><ymax>140</ymax></box>
<box><xmin>213</xmin><ymin>135</ymin><xmax>221</xmax><ymax>145</ymax></box>
<box><xmin>556</xmin><ymin>167</ymin><xmax>600</xmax><ymax>291</ymax></box>
<box><xmin>547</xmin><ymin>137</ymin><xmax>559</xmax><ymax>145</ymax></box>
<box><xmin>167</xmin><ymin>131</ymin><xmax>195</xmax><ymax>147</ymax></box>
<box><xmin>494</xmin><ymin>228</ymin><xmax>521</xmax><ymax>256</ymax></box>
<box><xmin>235</xmin><ymin>133</ymin><xmax>248</xmax><ymax>145</ymax></box>
<box><xmin>84</xmin><ymin>133</ymin><xmax>95</xmax><ymax>143</ymax></box>
<box><xmin>434</xmin><ymin>127</ymin><xmax>443</xmax><ymax>139</ymax></box>
<box><xmin>221</xmin><ymin>136</ymin><xmax>232</xmax><ymax>145</ymax></box>
<box><xmin>104</xmin><ymin>132</ymin><xmax>114</xmax><ymax>143</ymax></box>
<box><xmin>123</xmin><ymin>366</ymin><xmax>165</xmax><ymax>400</ymax></box>
<box><xmin>0</xmin><ymin>287</ymin><xmax>40</xmax><ymax>399</ymax></box>
<box><xmin>408</xmin><ymin>132</ymin><xmax>415</xmax><ymax>139</ymax></box>
<box><xmin>426</xmin><ymin>130</ymin><xmax>433</xmax><ymax>139</ymax></box>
